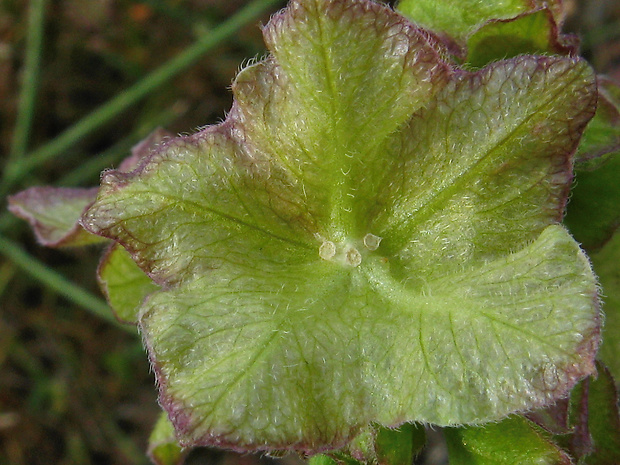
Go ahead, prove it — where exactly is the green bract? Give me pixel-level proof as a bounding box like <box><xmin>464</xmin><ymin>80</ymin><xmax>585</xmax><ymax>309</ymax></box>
<box><xmin>445</xmin><ymin>415</ymin><xmax>573</xmax><ymax>465</ymax></box>
<box><xmin>79</xmin><ymin>0</ymin><xmax>599</xmax><ymax>453</ymax></box>
<box><xmin>464</xmin><ymin>9</ymin><xmax>576</xmax><ymax>69</ymax></box>
<box><xmin>396</xmin><ymin>0</ymin><xmax>566</xmax><ymax>51</ymax></box>
<box><xmin>397</xmin><ymin>0</ymin><xmax>531</xmax><ymax>42</ymax></box>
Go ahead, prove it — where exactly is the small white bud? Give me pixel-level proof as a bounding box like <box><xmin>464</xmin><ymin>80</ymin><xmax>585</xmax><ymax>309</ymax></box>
<box><xmin>363</xmin><ymin>233</ymin><xmax>382</xmax><ymax>251</ymax></box>
<box><xmin>345</xmin><ymin>246</ymin><xmax>362</xmax><ymax>267</ymax></box>
<box><xmin>319</xmin><ymin>241</ymin><xmax>336</xmax><ymax>260</ymax></box>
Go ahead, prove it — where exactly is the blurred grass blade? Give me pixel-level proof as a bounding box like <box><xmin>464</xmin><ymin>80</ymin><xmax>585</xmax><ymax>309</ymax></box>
<box><xmin>0</xmin><ymin>233</ymin><xmax>132</xmax><ymax>332</ymax></box>
<box><xmin>59</xmin><ymin>103</ymin><xmax>185</xmax><ymax>187</ymax></box>
<box><xmin>8</xmin><ymin>0</ymin><xmax>48</xmax><ymax>163</ymax></box>
<box><xmin>0</xmin><ymin>0</ymin><xmax>282</xmax><ymax>196</ymax></box>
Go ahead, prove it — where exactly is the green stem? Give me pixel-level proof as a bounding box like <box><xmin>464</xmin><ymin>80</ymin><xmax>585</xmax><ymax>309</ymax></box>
<box><xmin>8</xmin><ymin>0</ymin><xmax>48</xmax><ymax>163</ymax></box>
<box><xmin>1</xmin><ymin>0</ymin><xmax>282</xmax><ymax>196</ymax></box>
<box><xmin>0</xmin><ymin>233</ymin><xmax>133</xmax><ymax>333</ymax></box>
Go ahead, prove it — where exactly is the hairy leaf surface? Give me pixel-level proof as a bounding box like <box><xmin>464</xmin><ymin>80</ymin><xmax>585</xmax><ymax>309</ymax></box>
<box><xmin>82</xmin><ymin>0</ymin><xmax>599</xmax><ymax>453</ymax></box>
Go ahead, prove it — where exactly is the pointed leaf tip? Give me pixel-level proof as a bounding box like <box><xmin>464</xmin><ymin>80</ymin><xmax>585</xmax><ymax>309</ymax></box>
<box><xmin>9</xmin><ymin>186</ymin><xmax>105</xmax><ymax>247</ymax></box>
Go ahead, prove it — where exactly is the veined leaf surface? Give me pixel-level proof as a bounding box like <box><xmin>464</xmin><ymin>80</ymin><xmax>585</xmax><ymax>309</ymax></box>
<box><xmin>82</xmin><ymin>0</ymin><xmax>600</xmax><ymax>453</ymax></box>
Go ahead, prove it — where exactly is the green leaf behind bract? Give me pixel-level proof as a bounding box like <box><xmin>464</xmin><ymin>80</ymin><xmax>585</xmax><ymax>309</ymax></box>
<box><xmin>445</xmin><ymin>416</ymin><xmax>572</xmax><ymax>465</ymax></box>
<box><xmin>576</xmin><ymin>77</ymin><xmax>620</xmax><ymax>164</ymax></box>
<box><xmin>97</xmin><ymin>243</ymin><xmax>160</xmax><ymax>324</ymax></box>
<box><xmin>344</xmin><ymin>422</ymin><xmax>425</xmax><ymax>465</ymax></box>
<box><xmin>397</xmin><ymin>0</ymin><xmax>529</xmax><ymax>48</ymax></box>
<box><xmin>82</xmin><ymin>0</ymin><xmax>600</xmax><ymax>454</ymax></box>
<box><xmin>559</xmin><ymin>362</ymin><xmax>620</xmax><ymax>464</ymax></box>
<box><xmin>396</xmin><ymin>0</ymin><xmax>566</xmax><ymax>54</ymax></box>
<box><xmin>308</xmin><ymin>455</ymin><xmax>339</xmax><ymax>465</ymax></box>
<box><xmin>564</xmin><ymin>152</ymin><xmax>620</xmax><ymax>251</ymax></box>
<box><xmin>526</xmin><ymin>399</ymin><xmax>571</xmax><ymax>436</ymax></box>
<box><xmin>590</xmin><ymin>232</ymin><xmax>620</xmax><ymax>379</ymax></box>
<box><xmin>582</xmin><ymin>364</ymin><xmax>620</xmax><ymax>464</ymax></box>
<box><xmin>8</xmin><ymin>187</ymin><xmax>105</xmax><ymax>247</ymax></box>
<box><xmin>374</xmin><ymin>423</ymin><xmax>426</xmax><ymax>465</ymax></box>
<box><xmin>465</xmin><ymin>9</ymin><xmax>577</xmax><ymax>69</ymax></box>
<box><xmin>147</xmin><ymin>411</ymin><xmax>188</xmax><ymax>465</ymax></box>
<box><xmin>565</xmin><ymin>78</ymin><xmax>620</xmax><ymax>250</ymax></box>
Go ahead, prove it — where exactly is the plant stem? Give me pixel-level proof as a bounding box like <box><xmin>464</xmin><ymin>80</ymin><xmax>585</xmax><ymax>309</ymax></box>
<box><xmin>0</xmin><ymin>0</ymin><xmax>282</xmax><ymax>197</ymax></box>
<box><xmin>0</xmin><ymin>234</ymin><xmax>133</xmax><ymax>333</ymax></box>
<box><xmin>8</xmin><ymin>0</ymin><xmax>48</xmax><ymax>163</ymax></box>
